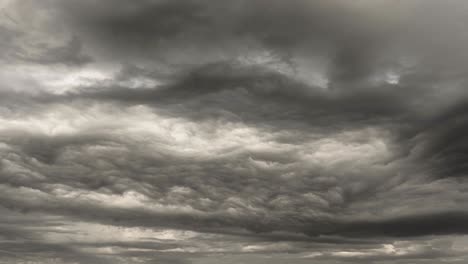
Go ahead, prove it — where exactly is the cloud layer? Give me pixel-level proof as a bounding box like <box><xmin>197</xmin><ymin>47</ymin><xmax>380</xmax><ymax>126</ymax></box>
<box><xmin>1</xmin><ymin>0</ymin><xmax>468</xmax><ymax>263</ymax></box>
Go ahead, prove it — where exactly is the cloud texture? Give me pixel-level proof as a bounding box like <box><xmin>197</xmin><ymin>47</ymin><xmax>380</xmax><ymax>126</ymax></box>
<box><xmin>1</xmin><ymin>0</ymin><xmax>468</xmax><ymax>263</ymax></box>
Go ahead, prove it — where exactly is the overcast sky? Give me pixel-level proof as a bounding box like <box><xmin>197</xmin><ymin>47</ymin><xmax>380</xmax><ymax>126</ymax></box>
<box><xmin>1</xmin><ymin>0</ymin><xmax>468</xmax><ymax>263</ymax></box>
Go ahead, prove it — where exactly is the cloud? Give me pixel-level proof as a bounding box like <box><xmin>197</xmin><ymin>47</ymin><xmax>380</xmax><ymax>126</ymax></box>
<box><xmin>2</xmin><ymin>0</ymin><xmax>468</xmax><ymax>263</ymax></box>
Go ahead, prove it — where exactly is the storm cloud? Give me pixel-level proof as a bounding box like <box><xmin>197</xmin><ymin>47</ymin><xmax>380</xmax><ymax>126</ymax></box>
<box><xmin>1</xmin><ymin>0</ymin><xmax>468</xmax><ymax>263</ymax></box>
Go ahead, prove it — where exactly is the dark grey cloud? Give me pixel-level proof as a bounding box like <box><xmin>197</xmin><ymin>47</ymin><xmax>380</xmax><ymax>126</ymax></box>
<box><xmin>20</xmin><ymin>35</ymin><xmax>93</xmax><ymax>66</ymax></box>
<box><xmin>0</xmin><ymin>5</ymin><xmax>92</xmax><ymax>66</ymax></box>
<box><xmin>1</xmin><ymin>0</ymin><xmax>468</xmax><ymax>263</ymax></box>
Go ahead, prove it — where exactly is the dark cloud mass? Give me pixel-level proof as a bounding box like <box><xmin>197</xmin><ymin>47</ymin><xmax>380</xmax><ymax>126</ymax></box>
<box><xmin>1</xmin><ymin>0</ymin><xmax>468</xmax><ymax>263</ymax></box>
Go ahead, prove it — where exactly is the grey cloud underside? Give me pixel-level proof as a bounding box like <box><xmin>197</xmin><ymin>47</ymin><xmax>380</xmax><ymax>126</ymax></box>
<box><xmin>50</xmin><ymin>62</ymin><xmax>468</xmax><ymax>181</ymax></box>
<box><xmin>2</xmin><ymin>0</ymin><xmax>468</xmax><ymax>263</ymax></box>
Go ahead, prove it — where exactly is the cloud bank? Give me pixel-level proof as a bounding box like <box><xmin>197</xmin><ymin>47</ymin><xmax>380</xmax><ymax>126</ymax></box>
<box><xmin>1</xmin><ymin>0</ymin><xmax>468</xmax><ymax>263</ymax></box>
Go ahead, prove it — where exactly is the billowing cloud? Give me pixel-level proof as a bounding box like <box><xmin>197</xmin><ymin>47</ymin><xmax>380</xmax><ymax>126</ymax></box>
<box><xmin>1</xmin><ymin>0</ymin><xmax>468</xmax><ymax>263</ymax></box>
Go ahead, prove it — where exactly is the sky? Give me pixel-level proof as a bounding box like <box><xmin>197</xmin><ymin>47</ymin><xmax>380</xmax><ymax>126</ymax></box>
<box><xmin>1</xmin><ymin>0</ymin><xmax>468</xmax><ymax>263</ymax></box>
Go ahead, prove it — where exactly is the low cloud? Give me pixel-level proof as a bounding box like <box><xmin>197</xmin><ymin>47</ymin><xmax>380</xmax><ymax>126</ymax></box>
<box><xmin>1</xmin><ymin>0</ymin><xmax>468</xmax><ymax>263</ymax></box>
